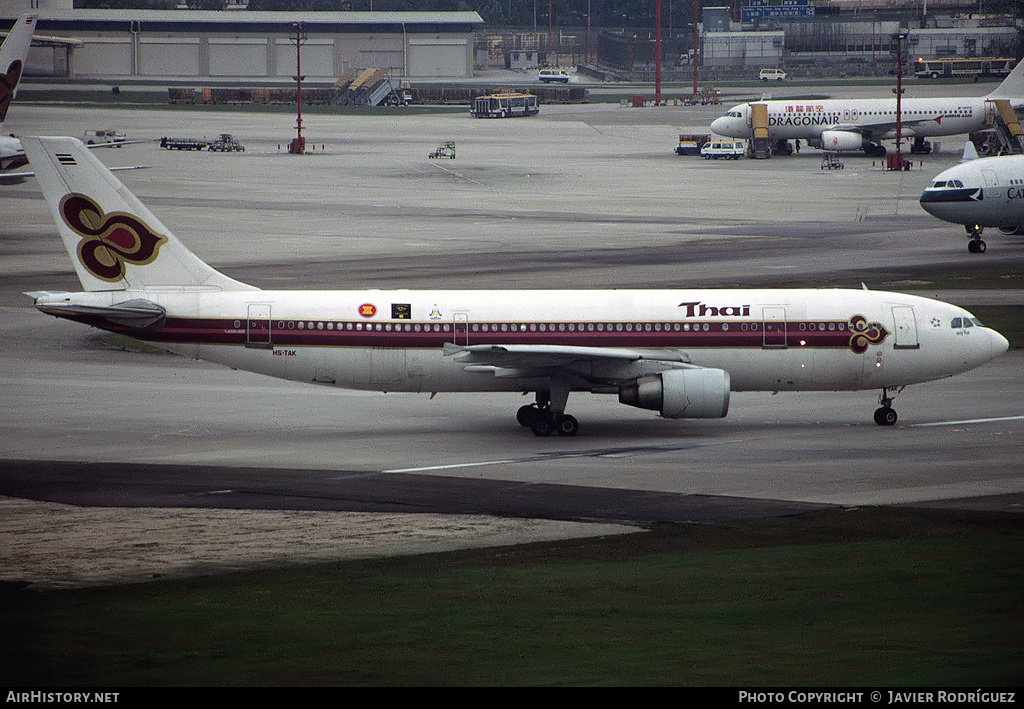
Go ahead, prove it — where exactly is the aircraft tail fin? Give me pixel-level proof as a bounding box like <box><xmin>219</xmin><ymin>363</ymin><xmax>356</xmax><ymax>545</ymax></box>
<box><xmin>960</xmin><ymin>140</ymin><xmax>979</xmax><ymax>163</ymax></box>
<box><xmin>21</xmin><ymin>136</ymin><xmax>256</xmax><ymax>293</ymax></box>
<box><xmin>987</xmin><ymin>58</ymin><xmax>1024</xmax><ymax>100</ymax></box>
<box><xmin>0</xmin><ymin>13</ymin><xmax>37</xmax><ymax>123</ymax></box>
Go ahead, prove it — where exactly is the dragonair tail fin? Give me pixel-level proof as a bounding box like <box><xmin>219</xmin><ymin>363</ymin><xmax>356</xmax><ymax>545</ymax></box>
<box><xmin>0</xmin><ymin>13</ymin><xmax>37</xmax><ymax>124</ymax></box>
<box><xmin>987</xmin><ymin>57</ymin><xmax>1024</xmax><ymax>101</ymax></box>
<box><xmin>21</xmin><ymin>136</ymin><xmax>256</xmax><ymax>293</ymax></box>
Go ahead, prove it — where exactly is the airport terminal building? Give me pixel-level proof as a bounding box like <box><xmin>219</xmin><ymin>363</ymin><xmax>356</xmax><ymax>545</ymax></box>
<box><xmin>3</xmin><ymin>9</ymin><xmax>483</xmax><ymax>80</ymax></box>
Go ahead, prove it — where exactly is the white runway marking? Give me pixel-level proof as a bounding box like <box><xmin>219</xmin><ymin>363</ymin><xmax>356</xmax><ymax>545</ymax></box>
<box><xmin>913</xmin><ymin>415</ymin><xmax>1024</xmax><ymax>427</ymax></box>
<box><xmin>382</xmin><ymin>441</ymin><xmax>743</xmax><ymax>474</ymax></box>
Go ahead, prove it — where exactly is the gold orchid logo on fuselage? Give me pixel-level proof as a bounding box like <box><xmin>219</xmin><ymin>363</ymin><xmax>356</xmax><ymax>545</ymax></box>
<box><xmin>848</xmin><ymin>315</ymin><xmax>890</xmax><ymax>353</ymax></box>
<box><xmin>59</xmin><ymin>193</ymin><xmax>168</xmax><ymax>283</ymax></box>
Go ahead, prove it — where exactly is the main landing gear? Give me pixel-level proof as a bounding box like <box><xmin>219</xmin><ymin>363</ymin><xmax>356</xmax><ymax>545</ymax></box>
<box><xmin>873</xmin><ymin>387</ymin><xmax>904</xmax><ymax>426</ymax></box>
<box><xmin>966</xmin><ymin>224</ymin><xmax>987</xmax><ymax>254</ymax></box>
<box><xmin>517</xmin><ymin>384</ymin><xmax>579</xmax><ymax>436</ymax></box>
<box><xmin>517</xmin><ymin>404</ymin><xmax>579</xmax><ymax>436</ymax></box>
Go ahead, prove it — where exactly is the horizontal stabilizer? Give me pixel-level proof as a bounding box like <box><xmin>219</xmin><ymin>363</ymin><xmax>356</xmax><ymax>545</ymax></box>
<box><xmin>28</xmin><ymin>294</ymin><xmax>166</xmax><ymax>330</ymax></box>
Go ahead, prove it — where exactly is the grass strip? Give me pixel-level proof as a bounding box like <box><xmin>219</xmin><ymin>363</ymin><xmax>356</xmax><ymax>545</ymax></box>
<box><xmin>2</xmin><ymin>506</ymin><xmax>1021</xmax><ymax>686</ymax></box>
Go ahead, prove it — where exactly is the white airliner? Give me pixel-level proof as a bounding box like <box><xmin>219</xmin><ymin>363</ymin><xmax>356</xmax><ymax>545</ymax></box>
<box><xmin>920</xmin><ymin>141</ymin><xmax>1024</xmax><ymax>253</ymax></box>
<box><xmin>0</xmin><ymin>13</ymin><xmax>37</xmax><ymax>173</ymax></box>
<box><xmin>710</xmin><ymin>58</ymin><xmax>1024</xmax><ymax>156</ymax></box>
<box><xmin>22</xmin><ymin>136</ymin><xmax>1008</xmax><ymax>434</ymax></box>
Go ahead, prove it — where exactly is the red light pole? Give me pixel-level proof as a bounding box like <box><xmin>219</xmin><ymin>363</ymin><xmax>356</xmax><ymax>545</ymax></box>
<box><xmin>289</xmin><ymin>22</ymin><xmax>306</xmax><ymax>155</ymax></box>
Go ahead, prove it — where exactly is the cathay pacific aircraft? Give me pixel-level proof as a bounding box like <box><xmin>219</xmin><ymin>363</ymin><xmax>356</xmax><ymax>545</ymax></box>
<box><xmin>920</xmin><ymin>141</ymin><xmax>1024</xmax><ymax>253</ymax></box>
<box><xmin>710</xmin><ymin>58</ymin><xmax>1024</xmax><ymax>156</ymax></box>
<box><xmin>22</xmin><ymin>137</ymin><xmax>1008</xmax><ymax>434</ymax></box>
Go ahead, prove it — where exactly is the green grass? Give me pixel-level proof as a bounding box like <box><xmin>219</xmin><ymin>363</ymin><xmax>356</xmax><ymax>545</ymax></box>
<box><xmin>3</xmin><ymin>507</ymin><xmax>1021</xmax><ymax>686</ymax></box>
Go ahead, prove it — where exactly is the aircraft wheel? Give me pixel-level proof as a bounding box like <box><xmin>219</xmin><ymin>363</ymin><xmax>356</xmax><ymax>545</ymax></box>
<box><xmin>516</xmin><ymin>404</ymin><xmax>537</xmax><ymax>427</ymax></box>
<box><xmin>530</xmin><ymin>414</ymin><xmax>555</xmax><ymax>437</ymax></box>
<box><xmin>554</xmin><ymin>414</ymin><xmax>579</xmax><ymax>436</ymax></box>
<box><xmin>873</xmin><ymin>407</ymin><xmax>898</xmax><ymax>426</ymax></box>
<box><xmin>968</xmin><ymin>239</ymin><xmax>987</xmax><ymax>254</ymax></box>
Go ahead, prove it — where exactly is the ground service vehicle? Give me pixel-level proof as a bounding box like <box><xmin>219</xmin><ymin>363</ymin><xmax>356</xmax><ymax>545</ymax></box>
<box><xmin>208</xmin><ymin>134</ymin><xmax>245</xmax><ymax>152</ymax></box>
<box><xmin>914</xmin><ymin>57</ymin><xmax>1014</xmax><ymax>79</ymax></box>
<box><xmin>471</xmin><ymin>93</ymin><xmax>539</xmax><ymax>118</ymax></box>
<box><xmin>539</xmin><ymin>69</ymin><xmax>570</xmax><ymax>83</ymax></box>
<box><xmin>676</xmin><ymin>134</ymin><xmax>710</xmax><ymax>155</ymax></box>
<box><xmin>701</xmin><ymin>140</ymin><xmax>746</xmax><ymax>159</ymax></box>
<box><xmin>83</xmin><ymin>130</ymin><xmax>126</xmax><ymax>146</ymax></box>
<box><xmin>759</xmin><ymin>68</ymin><xmax>787</xmax><ymax>81</ymax></box>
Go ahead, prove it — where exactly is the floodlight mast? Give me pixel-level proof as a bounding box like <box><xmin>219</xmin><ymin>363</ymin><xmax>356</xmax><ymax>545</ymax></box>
<box><xmin>290</xmin><ymin>22</ymin><xmax>306</xmax><ymax>155</ymax></box>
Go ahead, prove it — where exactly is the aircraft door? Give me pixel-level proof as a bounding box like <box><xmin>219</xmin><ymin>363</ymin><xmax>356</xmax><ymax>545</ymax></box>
<box><xmin>453</xmin><ymin>312</ymin><xmax>469</xmax><ymax>346</ymax></box>
<box><xmin>891</xmin><ymin>306</ymin><xmax>920</xmax><ymax>350</ymax></box>
<box><xmin>982</xmin><ymin>169</ymin><xmax>999</xmax><ymax>188</ymax></box>
<box><xmin>246</xmin><ymin>303</ymin><xmax>272</xmax><ymax>349</ymax></box>
<box><xmin>762</xmin><ymin>306</ymin><xmax>787</xmax><ymax>348</ymax></box>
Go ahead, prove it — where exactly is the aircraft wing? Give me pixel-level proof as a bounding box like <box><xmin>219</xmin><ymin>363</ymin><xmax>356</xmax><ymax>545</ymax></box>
<box><xmin>443</xmin><ymin>342</ymin><xmax>695</xmax><ymax>382</ymax></box>
<box><xmin>830</xmin><ymin>116</ymin><xmax>941</xmax><ymax>139</ymax></box>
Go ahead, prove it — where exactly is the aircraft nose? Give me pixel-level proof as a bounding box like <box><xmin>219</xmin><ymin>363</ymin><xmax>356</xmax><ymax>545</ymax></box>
<box><xmin>710</xmin><ymin>117</ymin><xmax>727</xmax><ymax>134</ymax></box>
<box><xmin>991</xmin><ymin>329</ymin><xmax>1010</xmax><ymax>358</ymax></box>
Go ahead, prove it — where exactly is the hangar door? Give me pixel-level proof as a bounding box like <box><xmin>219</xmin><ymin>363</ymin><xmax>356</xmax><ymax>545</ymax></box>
<box><xmin>408</xmin><ymin>40</ymin><xmax>467</xmax><ymax>77</ymax></box>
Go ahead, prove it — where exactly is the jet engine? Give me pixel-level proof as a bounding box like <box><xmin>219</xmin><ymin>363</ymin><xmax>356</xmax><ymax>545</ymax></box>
<box><xmin>998</xmin><ymin>226</ymin><xmax>1024</xmax><ymax>235</ymax></box>
<box><xmin>820</xmin><ymin>130</ymin><xmax>864</xmax><ymax>152</ymax></box>
<box><xmin>618</xmin><ymin>368</ymin><xmax>730</xmax><ymax>419</ymax></box>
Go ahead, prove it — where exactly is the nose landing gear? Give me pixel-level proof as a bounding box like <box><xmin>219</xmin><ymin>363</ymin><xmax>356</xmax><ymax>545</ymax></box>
<box><xmin>967</xmin><ymin>225</ymin><xmax>987</xmax><ymax>254</ymax></box>
<box><xmin>873</xmin><ymin>387</ymin><xmax>904</xmax><ymax>426</ymax></box>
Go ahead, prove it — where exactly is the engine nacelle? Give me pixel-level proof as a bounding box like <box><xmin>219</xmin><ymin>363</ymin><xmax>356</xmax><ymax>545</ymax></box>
<box><xmin>820</xmin><ymin>130</ymin><xmax>864</xmax><ymax>152</ymax></box>
<box><xmin>998</xmin><ymin>225</ymin><xmax>1024</xmax><ymax>235</ymax></box>
<box><xmin>618</xmin><ymin>368</ymin><xmax>730</xmax><ymax>419</ymax></box>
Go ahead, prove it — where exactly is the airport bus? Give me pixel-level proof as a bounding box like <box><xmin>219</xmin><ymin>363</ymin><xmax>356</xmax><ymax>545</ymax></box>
<box><xmin>914</xmin><ymin>57</ymin><xmax>1016</xmax><ymax>79</ymax></box>
<box><xmin>471</xmin><ymin>93</ymin><xmax>539</xmax><ymax>118</ymax></box>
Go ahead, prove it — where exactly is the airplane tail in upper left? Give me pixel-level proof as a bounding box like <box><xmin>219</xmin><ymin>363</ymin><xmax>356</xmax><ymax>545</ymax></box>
<box><xmin>21</xmin><ymin>136</ymin><xmax>257</xmax><ymax>293</ymax></box>
<box><xmin>0</xmin><ymin>13</ymin><xmax>36</xmax><ymax>124</ymax></box>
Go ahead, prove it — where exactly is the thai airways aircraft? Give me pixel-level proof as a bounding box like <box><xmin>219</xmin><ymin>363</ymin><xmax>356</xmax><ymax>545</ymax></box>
<box><xmin>710</xmin><ymin>58</ymin><xmax>1024</xmax><ymax>156</ymax></box>
<box><xmin>920</xmin><ymin>141</ymin><xmax>1024</xmax><ymax>253</ymax></box>
<box><xmin>0</xmin><ymin>13</ymin><xmax>37</xmax><ymax>172</ymax></box>
<box><xmin>22</xmin><ymin>136</ymin><xmax>1008</xmax><ymax>434</ymax></box>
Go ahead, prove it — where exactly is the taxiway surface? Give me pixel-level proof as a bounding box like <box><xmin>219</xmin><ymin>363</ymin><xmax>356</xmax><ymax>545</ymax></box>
<box><xmin>2</xmin><ymin>95</ymin><xmax>1022</xmax><ymax>586</ymax></box>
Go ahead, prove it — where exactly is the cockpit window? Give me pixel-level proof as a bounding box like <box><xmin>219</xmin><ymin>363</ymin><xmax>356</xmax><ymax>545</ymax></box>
<box><xmin>951</xmin><ymin>317</ymin><xmax>962</xmax><ymax>328</ymax></box>
<box><xmin>953</xmin><ymin>180</ymin><xmax>964</xmax><ymax>188</ymax></box>
<box><xmin>932</xmin><ymin>181</ymin><xmax>947</xmax><ymax>188</ymax></box>
<box><xmin>951</xmin><ymin>317</ymin><xmax>983</xmax><ymax>328</ymax></box>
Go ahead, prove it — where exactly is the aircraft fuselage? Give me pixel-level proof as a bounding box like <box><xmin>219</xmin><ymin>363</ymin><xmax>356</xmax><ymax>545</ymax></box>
<box><xmin>34</xmin><ymin>287</ymin><xmax>1006</xmax><ymax>396</ymax></box>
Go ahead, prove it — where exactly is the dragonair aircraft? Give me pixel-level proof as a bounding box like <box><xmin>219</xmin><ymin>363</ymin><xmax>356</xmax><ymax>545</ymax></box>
<box><xmin>22</xmin><ymin>137</ymin><xmax>1008</xmax><ymax>434</ymax></box>
<box><xmin>920</xmin><ymin>141</ymin><xmax>1024</xmax><ymax>253</ymax></box>
<box><xmin>710</xmin><ymin>58</ymin><xmax>1024</xmax><ymax>156</ymax></box>
<box><xmin>0</xmin><ymin>13</ymin><xmax>37</xmax><ymax>172</ymax></box>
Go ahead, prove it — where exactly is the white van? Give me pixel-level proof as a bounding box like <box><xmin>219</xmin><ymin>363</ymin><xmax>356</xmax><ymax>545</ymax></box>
<box><xmin>538</xmin><ymin>69</ymin><xmax>570</xmax><ymax>83</ymax></box>
<box><xmin>759</xmin><ymin>68</ymin><xmax>787</xmax><ymax>81</ymax></box>
<box><xmin>83</xmin><ymin>129</ymin><xmax>127</xmax><ymax>146</ymax></box>
<box><xmin>700</xmin><ymin>140</ymin><xmax>746</xmax><ymax>159</ymax></box>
